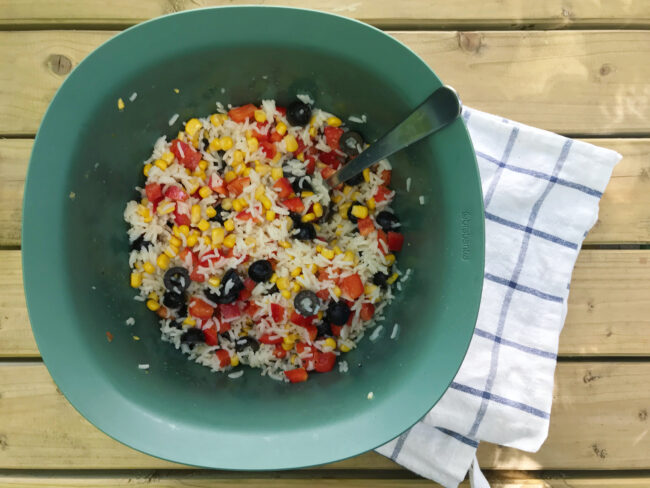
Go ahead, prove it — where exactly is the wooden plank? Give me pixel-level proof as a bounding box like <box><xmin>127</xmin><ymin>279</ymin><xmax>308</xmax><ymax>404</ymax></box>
<box><xmin>0</xmin><ymin>362</ymin><xmax>648</xmax><ymax>469</ymax></box>
<box><xmin>2</xmin><ymin>136</ymin><xmax>650</xmax><ymax>247</ymax></box>
<box><xmin>0</xmin><ymin>473</ymin><xmax>649</xmax><ymax>488</ymax></box>
<box><xmin>1</xmin><ymin>31</ymin><xmax>649</xmax><ymax>137</ymax></box>
<box><xmin>3</xmin><ymin>249</ymin><xmax>650</xmax><ymax>357</ymax></box>
<box><xmin>1</xmin><ymin>0</ymin><xmax>649</xmax><ymax>29</ymax></box>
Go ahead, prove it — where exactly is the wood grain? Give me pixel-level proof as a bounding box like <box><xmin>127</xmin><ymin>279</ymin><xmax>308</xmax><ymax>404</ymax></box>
<box><xmin>0</xmin><ymin>362</ymin><xmax>647</xmax><ymax>470</ymax></box>
<box><xmin>3</xmin><ymin>138</ymin><xmax>650</xmax><ymax>247</ymax></box>
<box><xmin>1</xmin><ymin>0</ymin><xmax>649</xmax><ymax>29</ymax></box>
<box><xmin>1</xmin><ymin>30</ymin><xmax>650</xmax><ymax>136</ymax></box>
<box><xmin>3</xmin><ymin>249</ymin><xmax>649</xmax><ymax>357</ymax></box>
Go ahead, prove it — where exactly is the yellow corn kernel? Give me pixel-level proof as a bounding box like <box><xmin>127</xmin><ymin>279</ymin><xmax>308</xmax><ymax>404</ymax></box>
<box><xmin>290</xmin><ymin>354</ymin><xmax>299</xmax><ymax>365</ymax></box>
<box><xmin>221</xmin><ymin>198</ymin><xmax>233</xmax><ymax>210</ymax></box>
<box><xmin>154</xmin><ymin>159</ymin><xmax>168</xmax><ymax>171</ymax></box>
<box><xmin>275</xmin><ymin>121</ymin><xmax>287</xmax><ymax>135</ymax></box>
<box><xmin>137</xmin><ymin>205</ymin><xmax>150</xmax><ymax>219</ymax></box>
<box><xmin>209</xmin><ymin>138</ymin><xmax>222</xmax><ymax>152</ymax></box>
<box><xmin>194</xmin><ymin>170</ymin><xmax>207</xmax><ymax>181</ymax></box>
<box><xmin>186</xmin><ymin>178</ymin><xmax>201</xmax><ymax>195</ymax></box>
<box><xmin>232</xmin><ymin>199</ymin><xmax>243</xmax><ymax>212</ymax></box>
<box><xmin>205</xmin><ymin>207</ymin><xmax>217</xmax><ymax>219</ymax></box>
<box><xmin>186</xmin><ymin>234</ymin><xmax>198</xmax><ymax>247</ymax></box>
<box><xmin>161</xmin><ymin>151</ymin><xmax>175</xmax><ymax>163</ymax></box>
<box><xmin>387</xmin><ymin>273</ymin><xmax>399</xmax><ymax>285</ymax></box>
<box><xmin>339</xmin><ymin>343</ymin><xmax>351</xmax><ymax>353</ymax></box>
<box><xmin>198</xmin><ymin>186</ymin><xmax>212</xmax><ymax>199</ymax></box>
<box><xmin>183</xmin><ymin>317</ymin><xmax>196</xmax><ymax>326</ymax></box>
<box><xmin>271</xmin><ymin>167</ymin><xmax>283</xmax><ymax>180</ymax></box>
<box><xmin>143</xmin><ymin>262</ymin><xmax>155</xmax><ymax>274</ymax></box>
<box><xmin>177</xmin><ymin>225</ymin><xmax>189</xmax><ymax>236</ymax></box>
<box><xmin>279</xmin><ymin>240</ymin><xmax>291</xmax><ymax>249</ymax></box>
<box><xmin>229</xmin><ymin>355</ymin><xmax>240</xmax><ymax>367</ymax></box>
<box><xmin>320</xmin><ymin>248</ymin><xmax>335</xmax><ymax>260</ymax></box>
<box><xmin>143</xmin><ymin>163</ymin><xmax>152</xmax><ymax>176</ymax></box>
<box><xmin>223</xmin><ymin>233</ymin><xmax>236</xmax><ymax>248</ymax></box>
<box><xmin>164</xmin><ymin>245</ymin><xmax>179</xmax><ymax>258</ymax></box>
<box><xmin>232</xmin><ymin>150</ymin><xmax>245</xmax><ymax>166</ymax></box>
<box><xmin>148</xmin><ymin>292</ymin><xmax>159</xmax><ymax>301</ymax></box>
<box><xmin>296</xmin><ymin>152</ymin><xmax>305</xmax><ymax>162</ymax></box>
<box><xmin>117</xmin><ymin>98</ymin><xmax>125</xmax><ymax>110</ymax></box>
<box><xmin>254</xmin><ymin>109</ymin><xmax>267</xmax><ymax>123</ymax></box>
<box><xmin>324</xmin><ymin>337</ymin><xmax>337</xmax><ymax>349</ymax></box>
<box><xmin>327</xmin><ymin>116</ymin><xmax>342</xmax><ymax>127</ymax></box>
<box><xmin>235</xmin><ymin>163</ymin><xmax>246</xmax><ymax>175</ymax></box>
<box><xmin>281</xmin><ymin>341</ymin><xmax>293</xmax><ymax>351</ymax></box>
<box><xmin>367</xmin><ymin>197</ymin><xmax>376</xmax><ymax>210</ymax></box>
<box><xmin>276</xmin><ymin>277</ymin><xmax>290</xmax><ymax>290</ymax></box>
<box><xmin>308</xmin><ymin>126</ymin><xmax>316</xmax><ymax>138</ymax></box>
<box><xmin>363</xmin><ymin>168</ymin><xmax>371</xmax><ymax>182</ymax></box>
<box><xmin>210</xmin><ymin>113</ymin><xmax>225</xmax><ymax>126</ymax></box>
<box><xmin>197</xmin><ymin>219</ymin><xmax>210</xmax><ymax>232</ymax></box>
<box><xmin>146</xmin><ymin>299</ymin><xmax>160</xmax><ymax>311</ymax></box>
<box><xmin>365</xmin><ymin>284</ymin><xmax>378</xmax><ymax>296</ymax></box>
<box><xmin>271</xmin><ymin>152</ymin><xmax>282</xmax><ymax>164</ymax></box>
<box><xmin>255</xmin><ymin>162</ymin><xmax>270</xmax><ymax>175</ymax></box>
<box><xmin>351</xmin><ymin>191</ymin><xmax>361</xmax><ymax>201</ymax></box>
<box><xmin>385</xmin><ymin>254</ymin><xmax>396</xmax><ymax>265</ymax></box>
<box><xmin>190</xmin><ymin>204</ymin><xmax>201</xmax><ymax>225</ymax></box>
<box><xmin>211</xmin><ymin>227</ymin><xmax>225</xmax><ymax>246</ymax></box>
<box><xmin>313</xmin><ymin>202</ymin><xmax>323</xmax><ymax>217</ymax></box>
<box><xmin>247</xmin><ymin>137</ymin><xmax>259</xmax><ymax>153</ymax></box>
<box><xmin>130</xmin><ymin>272</ymin><xmax>142</xmax><ymax>288</ymax></box>
<box><xmin>270</xmin><ymin>273</ymin><xmax>278</xmax><ymax>284</ymax></box>
<box><xmin>342</xmin><ymin>185</ymin><xmax>352</xmax><ymax>195</ymax></box>
<box><xmin>220</xmin><ymin>136</ymin><xmax>234</xmax><ymax>150</ymax></box>
<box><xmin>292</xmin><ymin>282</ymin><xmax>301</xmax><ymax>293</ymax></box>
<box><xmin>172</xmin><ymin>225</ymin><xmax>181</xmax><ymax>237</ymax></box>
<box><xmin>333</xmin><ymin>286</ymin><xmax>342</xmax><ymax>297</ymax></box>
<box><xmin>301</xmin><ymin>191</ymin><xmax>314</xmax><ymax>198</ymax></box>
<box><xmin>339</xmin><ymin>202</ymin><xmax>351</xmax><ymax>219</ymax></box>
<box><xmin>317</xmin><ymin>311</ymin><xmax>324</xmax><ymax>320</ymax></box>
<box><xmin>333</xmin><ymin>246</ymin><xmax>342</xmax><ymax>255</ymax></box>
<box><xmin>291</xmin><ymin>267</ymin><xmax>302</xmax><ymax>278</ymax></box>
<box><xmin>301</xmin><ymin>213</ymin><xmax>316</xmax><ymax>223</ymax></box>
<box><xmin>224</xmin><ymin>170</ymin><xmax>236</xmax><ymax>183</ymax></box>
<box><xmin>316</xmin><ymin>245</ymin><xmax>324</xmax><ymax>253</ymax></box>
<box><xmin>243</xmin><ymin>167</ymin><xmax>251</xmax><ymax>177</ymax></box>
<box><xmin>283</xmin><ymin>134</ymin><xmax>298</xmax><ymax>152</ymax></box>
<box><xmin>244</xmin><ymin>237</ymin><xmax>257</xmax><ymax>248</ymax></box>
<box><xmin>254</xmin><ymin>185</ymin><xmax>265</xmax><ymax>199</ymax></box>
<box><xmin>331</xmin><ymin>194</ymin><xmax>342</xmax><ymax>204</ymax></box>
<box><xmin>184</xmin><ymin>118</ymin><xmax>202</xmax><ymax>137</ymax></box>
<box><xmin>198</xmin><ymin>159</ymin><xmax>209</xmax><ymax>171</ymax></box>
<box><xmin>170</xmin><ymin>236</ymin><xmax>182</xmax><ymax>248</ymax></box>
<box><xmin>351</xmin><ymin>205</ymin><xmax>369</xmax><ymax>219</ymax></box>
<box><xmin>310</xmin><ymin>264</ymin><xmax>318</xmax><ymax>273</ymax></box>
<box><xmin>157</xmin><ymin>201</ymin><xmax>176</xmax><ymax>215</ymax></box>
<box><xmin>223</xmin><ymin>219</ymin><xmax>235</xmax><ymax>232</ymax></box>
<box><xmin>281</xmin><ymin>290</ymin><xmax>291</xmax><ymax>299</ymax></box>
<box><xmin>208</xmin><ymin>276</ymin><xmax>221</xmax><ymax>288</ymax></box>
<box><xmin>260</xmin><ymin>195</ymin><xmax>272</xmax><ymax>210</ymax></box>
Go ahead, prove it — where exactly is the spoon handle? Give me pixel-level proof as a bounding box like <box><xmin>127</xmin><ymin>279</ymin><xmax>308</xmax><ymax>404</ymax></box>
<box><xmin>326</xmin><ymin>85</ymin><xmax>462</xmax><ymax>188</ymax></box>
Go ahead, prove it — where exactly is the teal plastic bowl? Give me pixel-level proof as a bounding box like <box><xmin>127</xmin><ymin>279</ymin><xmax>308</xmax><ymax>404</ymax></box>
<box><xmin>23</xmin><ymin>7</ymin><xmax>484</xmax><ymax>469</ymax></box>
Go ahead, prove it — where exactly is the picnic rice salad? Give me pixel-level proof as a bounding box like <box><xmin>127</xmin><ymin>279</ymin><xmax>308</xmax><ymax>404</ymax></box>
<box><xmin>124</xmin><ymin>99</ymin><xmax>405</xmax><ymax>383</ymax></box>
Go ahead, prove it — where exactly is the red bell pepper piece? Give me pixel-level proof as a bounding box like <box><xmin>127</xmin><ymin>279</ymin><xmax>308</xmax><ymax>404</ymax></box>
<box><xmin>220</xmin><ymin>303</ymin><xmax>241</xmax><ymax>322</ymax></box>
<box><xmin>314</xmin><ymin>351</ymin><xmax>336</xmax><ymax>373</ymax></box>
<box><xmin>324</xmin><ymin>126</ymin><xmax>344</xmax><ymax>151</ymax></box>
<box><xmin>381</xmin><ymin>169</ymin><xmax>392</xmax><ymax>185</ymax></box>
<box><xmin>217</xmin><ymin>320</ymin><xmax>231</xmax><ymax>334</ymax></box>
<box><xmin>360</xmin><ymin>302</ymin><xmax>375</xmax><ymax>321</ymax></box>
<box><xmin>339</xmin><ymin>273</ymin><xmax>364</xmax><ymax>300</ymax></box>
<box><xmin>170</xmin><ymin>139</ymin><xmax>201</xmax><ymax>171</ymax></box>
<box><xmin>259</xmin><ymin>140</ymin><xmax>277</xmax><ymax>159</ymax></box>
<box><xmin>377</xmin><ymin>229</ymin><xmax>389</xmax><ymax>255</ymax></box>
<box><xmin>164</xmin><ymin>185</ymin><xmax>188</xmax><ymax>202</ymax></box>
<box><xmin>226</xmin><ymin>177</ymin><xmax>250</xmax><ymax>196</ymax></box>
<box><xmin>316</xmin><ymin>289</ymin><xmax>330</xmax><ymax>302</ymax></box>
<box><xmin>189</xmin><ymin>298</ymin><xmax>214</xmax><ymax>320</ymax></box>
<box><xmin>273</xmin><ymin>177</ymin><xmax>293</xmax><ymax>199</ymax></box>
<box><xmin>259</xmin><ymin>333</ymin><xmax>284</xmax><ymax>345</ymax></box>
<box><xmin>387</xmin><ymin>232</ymin><xmax>404</xmax><ymax>252</ymax></box>
<box><xmin>244</xmin><ymin>278</ymin><xmax>257</xmax><ymax>291</ymax></box>
<box><xmin>273</xmin><ymin>344</ymin><xmax>287</xmax><ymax>358</ymax></box>
<box><xmin>331</xmin><ymin>325</ymin><xmax>343</xmax><ymax>337</ymax></box>
<box><xmin>236</xmin><ymin>210</ymin><xmax>253</xmax><ymax>221</ymax></box>
<box><xmin>173</xmin><ymin>208</ymin><xmax>191</xmax><ymax>227</ymax></box>
<box><xmin>215</xmin><ymin>349</ymin><xmax>230</xmax><ymax>368</ymax></box>
<box><xmin>145</xmin><ymin>183</ymin><xmax>163</xmax><ymax>204</ymax></box>
<box><xmin>243</xmin><ymin>301</ymin><xmax>261</xmax><ymax>318</ymax></box>
<box><xmin>304</xmin><ymin>324</ymin><xmax>318</xmax><ymax>343</ymax></box>
<box><xmin>305</xmin><ymin>157</ymin><xmax>316</xmax><ymax>175</ymax></box>
<box><xmin>228</xmin><ymin>104</ymin><xmax>257</xmax><ymax>123</ymax></box>
<box><xmin>203</xmin><ymin>324</ymin><xmax>219</xmax><ymax>346</ymax></box>
<box><xmin>238</xmin><ymin>288</ymin><xmax>252</xmax><ymax>301</ymax></box>
<box><xmin>281</xmin><ymin>197</ymin><xmax>305</xmax><ymax>213</ymax></box>
<box><xmin>284</xmin><ymin>368</ymin><xmax>308</xmax><ymax>383</ymax></box>
<box><xmin>374</xmin><ymin>185</ymin><xmax>393</xmax><ymax>203</ymax></box>
<box><xmin>319</xmin><ymin>150</ymin><xmax>341</xmax><ymax>167</ymax></box>
<box><xmin>269</xmin><ymin>130</ymin><xmax>284</xmax><ymax>143</ymax></box>
<box><xmin>290</xmin><ymin>311</ymin><xmax>316</xmax><ymax>328</ymax></box>
<box><xmin>271</xmin><ymin>303</ymin><xmax>285</xmax><ymax>323</ymax></box>
<box><xmin>320</xmin><ymin>166</ymin><xmax>336</xmax><ymax>180</ymax></box>
<box><xmin>357</xmin><ymin>217</ymin><xmax>375</xmax><ymax>237</ymax></box>
<box><xmin>208</xmin><ymin>174</ymin><xmax>227</xmax><ymax>195</ymax></box>
<box><xmin>276</xmin><ymin>106</ymin><xmax>287</xmax><ymax>116</ymax></box>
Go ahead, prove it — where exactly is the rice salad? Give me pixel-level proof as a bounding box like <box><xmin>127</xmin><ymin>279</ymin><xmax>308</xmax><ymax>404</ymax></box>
<box><xmin>124</xmin><ymin>99</ymin><xmax>405</xmax><ymax>383</ymax></box>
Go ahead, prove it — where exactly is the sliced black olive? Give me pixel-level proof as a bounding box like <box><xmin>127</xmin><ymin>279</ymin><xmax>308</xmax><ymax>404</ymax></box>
<box><xmin>129</xmin><ymin>236</ymin><xmax>151</xmax><ymax>252</ymax></box>
<box><xmin>294</xmin><ymin>290</ymin><xmax>320</xmax><ymax>316</ymax></box>
<box><xmin>326</xmin><ymin>301</ymin><xmax>351</xmax><ymax>326</ymax></box>
<box><xmin>202</xmin><ymin>137</ymin><xmax>211</xmax><ymax>151</ymax></box>
<box><xmin>291</xmin><ymin>176</ymin><xmax>313</xmax><ymax>193</ymax></box>
<box><xmin>163</xmin><ymin>267</ymin><xmax>190</xmax><ymax>291</ymax></box>
<box><xmin>345</xmin><ymin>172</ymin><xmax>365</xmax><ymax>186</ymax></box>
<box><xmin>376</xmin><ymin>210</ymin><xmax>400</xmax><ymax>231</ymax></box>
<box><xmin>181</xmin><ymin>327</ymin><xmax>205</xmax><ymax>346</ymax></box>
<box><xmin>292</xmin><ymin>222</ymin><xmax>316</xmax><ymax>240</ymax></box>
<box><xmin>347</xmin><ymin>202</ymin><xmax>362</xmax><ymax>224</ymax></box>
<box><xmin>207</xmin><ymin>269</ymin><xmax>244</xmax><ymax>304</ymax></box>
<box><xmin>264</xmin><ymin>284</ymin><xmax>280</xmax><ymax>296</ymax></box>
<box><xmin>177</xmin><ymin>302</ymin><xmax>188</xmax><ymax>319</ymax></box>
<box><xmin>163</xmin><ymin>290</ymin><xmax>185</xmax><ymax>309</ymax></box>
<box><xmin>169</xmin><ymin>320</ymin><xmax>183</xmax><ymax>329</ymax></box>
<box><xmin>372</xmin><ymin>271</ymin><xmax>390</xmax><ymax>288</ymax></box>
<box><xmin>316</xmin><ymin>321</ymin><xmax>332</xmax><ymax>338</ymax></box>
<box><xmin>235</xmin><ymin>336</ymin><xmax>260</xmax><ymax>353</ymax></box>
<box><xmin>286</xmin><ymin>100</ymin><xmax>312</xmax><ymax>126</ymax></box>
<box><xmin>340</xmin><ymin>131</ymin><xmax>364</xmax><ymax>156</ymax></box>
<box><xmin>216</xmin><ymin>150</ymin><xmax>226</xmax><ymax>159</ymax></box>
<box><xmin>248</xmin><ymin>259</ymin><xmax>273</xmax><ymax>282</ymax></box>
<box><xmin>209</xmin><ymin>204</ymin><xmax>228</xmax><ymax>224</ymax></box>
<box><xmin>289</xmin><ymin>212</ymin><xmax>303</xmax><ymax>226</ymax></box>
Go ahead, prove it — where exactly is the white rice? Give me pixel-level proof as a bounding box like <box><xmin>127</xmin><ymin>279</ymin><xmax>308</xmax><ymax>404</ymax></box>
<box><xmin>129</xmin><ymin>92</ymin><xmax>138</xmax><ymax>102</ymax></box>
<box><xmin>390</xmin><ymin>323</ymin><xmax>400</xmax><ymax>340</ymax></box>
<box><xmin>125</xmin><ymin>317</ymin><xmax>135</xmax><ymax>326</ymax></box>
<box><xmin>406</xmin><ymin>177</ymin><xmax>412</xmax><ymax>192</ymax></box>
<box><xmin>168</xmin><ymin>113</ymin><xmax>179</xmax><ymax>126</ymax></box>
<box><xmin>419</xmin><ymin>195</ymin><xmax>425</xmax><ymax>205</ymax></box>
<box><xmin>296</xmin><ymin>93</ymin><xmax>314</xmax><ymax>105</ymax></box>
<box><xmin>138</xmin><ymin>364</ymin><xmax>150</xmax><ymax>370</ymax></box>
<box><xmin>348</xmin><ymin>114</ymin><xmax>367</xmax><ymax>124</ymax></box>
<box><xmin>228</xmin><ymin>370</ymin><xmax>244</xmax><ymax>379</ymax></box>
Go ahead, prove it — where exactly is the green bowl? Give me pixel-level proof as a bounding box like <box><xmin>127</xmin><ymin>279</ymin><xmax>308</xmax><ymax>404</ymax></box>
<box><xmin>23</xmin><ymin>7</ymin><xmax>484</xmax><ymax>469</ymax></box>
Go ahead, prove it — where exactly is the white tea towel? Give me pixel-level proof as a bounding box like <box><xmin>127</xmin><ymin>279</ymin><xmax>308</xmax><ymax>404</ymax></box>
<box><xmin>376</xmin><ymin>107</ymin><xmax>622</xmax><ymax>487</ymax></box>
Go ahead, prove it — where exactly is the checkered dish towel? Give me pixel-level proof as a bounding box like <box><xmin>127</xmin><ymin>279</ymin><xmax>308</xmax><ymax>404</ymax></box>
<box><xmin>376</xmin><ymin>107</ymin><xmax>622</xmax><ymax>487</ymax></box>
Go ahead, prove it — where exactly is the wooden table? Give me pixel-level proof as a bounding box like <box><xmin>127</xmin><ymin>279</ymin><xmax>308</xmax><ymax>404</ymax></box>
<box><xmin>1</xmin><ymin>1</ymin><xmax>649</xmax><ymax>486</ymax></box>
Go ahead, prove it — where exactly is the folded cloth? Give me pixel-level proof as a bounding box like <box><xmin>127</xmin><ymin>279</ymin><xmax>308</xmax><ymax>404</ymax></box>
<box><xmin>376</xmin><ymin>107</ymin><xmax>622</xmax><ymax>487</ymax></box>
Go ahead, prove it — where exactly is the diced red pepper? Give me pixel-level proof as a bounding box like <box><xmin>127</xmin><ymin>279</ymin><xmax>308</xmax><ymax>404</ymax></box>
<box><xmin>321</xmin><ymin>166</ymin><xmax>336</xmax><ymax>180</ymax></box>
<box><xmin>316</xmin><ymin>289</ymin><xmax>330</xmax><ymax>302</ymax></box>
<box><xmin>217</xmin><ymin>320</ymin><xmax>231</xmax><ymax>333</ymax></box>
<box><xmin>276</xmin><ymin>106</ymin><xmax>287</xmax><ymax>116</ymax></box>
<box><xmin>259</xmin><ymin>140</ymin><xmax>277</xmax><ymax>159</ymax></box>
<box><xmin>189</xmin><ymin>298</ymin><xmax>214</xmax><ymax>320</ymax></box>
<box><xmin>215</xmin><ymin>349</ymin><xmax>230</xmax><ymax>368</ymax></box>
<box><xmin>259</xmin><ymin>333</ymin><xmax>283</xmax><ymax>345</ymax></box>
<box><xmin>377</xmin><ymin>229</ymin><xmax>389</xmax><ymax>255</ymax></box>
<box><xmin>293</xmin><ymin>138</ymin><xmax>306</xmax><ymax>156</ymax></box>
<box><xmin>290</xmin><ymin>311</ymin><xmax>316</xmax><ymax>328</ymax></box>
<box><xmin>243</xmin><ymin>301</ymin><xmax>261</xmax><ymax>318</ymax></box>
<box><xmin>269</xmin><ymin>130</ymin><xmax>284</xmax><ymax>143</ymax></box>
<box><xmin>314</xmin><ymin>351</ymin><xmax>336</xmax><ymax>373</ymax></box>
<box><xmin>198</xmin><ymin>250</ymin><xmax>221</xmax><ymax>268</ymax></box>
<box><xmin>253</xmin><ymin>128</ymin><xmax>269</xmax><ymax>142</ymax></box>
<box><xmin>173</xmin><ymin>208</ymin><xmax>191</xmax><ymax>227</ymax></box>
<box><xmin>208</xmin><ymin>174</ymin><xmax>227</xmax><ymax>195</ymax></box>
<box><xmin>381</xmin><ymin>169</ymin><xmax>392</xmax><ymax>185</ymax></box>
<box><xmin>284</xmin><ymin>367</ymin><xmax>308</xmax><ymax>383</ymax></box>
<box><xmin>220</xmin><ymin>303</ymin><xmax>241</xmax><ymax>322</ymax></box>
<box><xmin>339</xmin><ymin>273</ymin><xmax>364</xmax><ymax>300</ymax></box>
<box><xmin>179</xmin><ymin>248</ymin><xmax>199</xmax><ymax>268</ymax></box>
<box><xmin>387</xmin><ymin>231</ymin><xmax>404</xmax><ymax>252</ymax></box>
<box><xmin>170</xmin><ymin>139</ymin><xmax>201</xmax><ymax>171</ymax></box>
<box><xmin>374</xmin><ymin>185</ymin><xmax>393</xmax><ymax>203</ymax></box>
<box><xmin>273</xmin><ymin>344</ymin><xmax>287</xmax><ymax>359</ymax></box>
<box><xmin>236</xmin><ymin>210</ymin><xmax>253</xmax><ymax>221</ymax></box>
<box><xmin>228</xmin><ymin>103</ymin><xmax>257</xmax><ymax>123</ymax></box>
<box><xmin>281</xmin><ymin>197</ymin><xmax>305</xmax><ymax>213</ymax></box>
<box><xmin>190</xmin><ymin>269</ymin><xmax>206</xmax><ymax>282</ymax></box>
<box><xmin>203</xmin><ymin>325</ymin><xmax>219</xmax><ymax>346</ymax></box>
<box><xmin>238</xmin><ymin>288</ymin><xmax>252</xmax><ymax>301</ymax></box>
<box><xmin>305</xmin><ymin>157</ymin><xmax>316</xmax><ymax>175</ymax></box>
<box><xmin>296</xmin><ymin>342</ymin><xmax>313</xmax><ymax>358</ymax></box>
<box><xmin>226</xmin><ymin>177</ymin><xmax>250</xmax><ymax>196</ymax></box>
<box><xmin>271</xmin><ymin>303</ymin><xmax>285</xmax><ymax>323</ymax></box>
<box><xmin>244</xmin><ymin>278</ymin><xmax>257</xmax><ymax>291</ymax></box>
<box><xmin>357</xmin><ymin>217</ymin><xmax>375</xmax><ymax>237</ymax></box>
<box><xmin>273</xmin><ymin>177</ymin><xmax>293</xmax><ymax>199</ymax></box>
<box><xmin>164</xmin><ymin>185</ymin><xmax>188</xmax><ymax>202</ymax></box>
<box><xmin>319</xmin><ymin>150</ymin><xmax>341</xmax><ymax>167</ymax></box>
<box><xmin>324</xmin><ymin>126</ymin><xmax>344</xmax><ymax>151</ymax></box>
<box><xmin>304</xmin><ymin>324</ymin><xmax>318</xmax><ymax>343</ymax></box>
<box><xmin>145</xmin><ymin>183</ymin><xmax>163</xmax><ymax>204</ymax></box>
<box><xmin>360</xmin><ymin>302</ymin><xmax>375</xmax><ymax>321</ymax></box>
<box><xmin>331</xmin><ymin>325</ymin><xmax>343</xmax><ymax>337</ymax></box>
